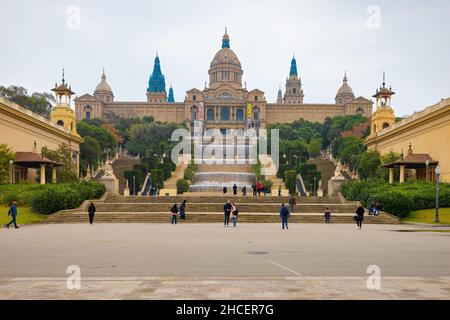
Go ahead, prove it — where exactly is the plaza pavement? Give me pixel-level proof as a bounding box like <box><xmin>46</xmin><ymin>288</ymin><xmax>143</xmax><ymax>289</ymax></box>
<box><xmin>0</xmin><ymin>223</ymin><xmax>449</xmax><ymax>299</ymax></box>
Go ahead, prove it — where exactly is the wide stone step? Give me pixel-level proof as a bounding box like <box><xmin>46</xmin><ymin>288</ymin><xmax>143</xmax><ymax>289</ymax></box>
<box><xmin>45</xmin><ymin>212</ymin><xmax>399</xmax><ymax>224</ymax></box>
<box><xmin>93</xmin><ymin>203</ymin><xmax>358</xmax><ymax>213</ymax></box>
<box><xmin>105</xmin><ymin>195</ymin><xmax>343</xmax><ymax>204</ymax></box>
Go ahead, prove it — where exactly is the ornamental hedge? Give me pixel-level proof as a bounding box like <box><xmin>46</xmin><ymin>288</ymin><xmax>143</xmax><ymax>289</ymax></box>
<box><xmin>0</xmin><ymin>182</ymin><xmax>105</xmax><ymax>215</ymax></box>
<box><xmin>341</xmin><ymin>180</ymin><xmax>450</xmax><ymax>217</ymax></box>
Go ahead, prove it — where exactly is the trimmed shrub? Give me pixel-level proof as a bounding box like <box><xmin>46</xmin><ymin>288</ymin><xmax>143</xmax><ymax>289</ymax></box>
<box><xmin>133</xmin><ymin>164</ymin><xmax>149</xmax><ymax>177</ymax></box>
<box><xmin>124</xmin><ymin>170</ymin><xmax>144</xmax><ymax>195</ymax></box>
<box><xmin>284</xmin><ymin>170</ymin><xmax>297</xmax><ymax>195</ymax></box>
<box><xmin>31</xmin><ymin>189</ymin><xmax>81</xmax><ymax>214</ymax></box>
<box><xmin>176</xmin><ymin>179</ymin><xmax>190</xmax><ymax>194</ymax></box>
<box><xmin>150</xmin><ymin>169</ymin><xmax>164</xmax><ymax>188</ymax></box>
<box><xmin>2</xmin><ymin>193</ymin><xmax>20</xmax><ymax>206</ymax></box>
<box><xmin>184</xmin><ymin>167</ymin><xmax>194</xmax><ymax>181</ymax></box>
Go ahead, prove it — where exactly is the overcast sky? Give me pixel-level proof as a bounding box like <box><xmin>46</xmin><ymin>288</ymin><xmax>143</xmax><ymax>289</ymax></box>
<box><xmin>1</xmin><ymin>0</ymin><xmax>449</xmax><ymax>117</ymax></box>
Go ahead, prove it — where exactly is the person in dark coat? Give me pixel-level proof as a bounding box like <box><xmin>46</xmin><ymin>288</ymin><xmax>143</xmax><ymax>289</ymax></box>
<box><xmin>251</xmin><ymin>184</ymin><xmax>257</xmax><ymax>196</ymax></box>
<box><xmin>171</xmin><ymin>204</ymin><xmax>179</xmax><ymax>225</ymax></box>
<box><xmin>223</xmin><ymin>200</ymin><xmax>232</xmax><ymax>226</ymax></box>
<box><xmin>242</xmin><ymin>186</ymin><xmax>247</xmax><ymax>196</ymax></box>
<box><xmin>232</xmin><ymin>184</ymin><xmax>238</xmax><ymax>196</ymax></box>
<box><xmin>179</xmin><ymin>200</ymin><xmax>187</xmax><ymax>220</ymax></box>
<box><xmin>279</xmin><ymin>203</ymin><xmax>290</xmax><ymax>230</ymax></box>
<box><xmin>355</xmin><ymin>205</ymin><xmax>365</xmax><ymax>229</ymax></box>
<box><xmin>223</xmin><ymin>186</ymin><xmax>228</xmax><ymax>194</ymax></box>
<box><xmin>288</xmin><ymin>196</ymin><xmax>296</xmax><ymax>214</ymax></box>
<box><xmin>6</xmin><ymin>200</ymin><xmax>19</xmax><ymax>229</ymax></box>
<box><xmin>324</xmin><ymin>207</ymin><xmax>331</xmax><ymax>224</ymax></box>
<box><xmin>88</xmin><ymin>202</ymin><xmax>96</xmax><ymax>225</ymax></box>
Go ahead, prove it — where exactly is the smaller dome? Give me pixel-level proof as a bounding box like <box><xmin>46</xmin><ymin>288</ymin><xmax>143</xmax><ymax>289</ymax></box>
<box><xmin>94</xmin><ymin>69</ymin><xmax>113</xmax><ymax>93</ymax></box>
<box><xmin>336</xmin><ymin>73</ymin><xmax>354</xmax><ymax>96</ymax></box>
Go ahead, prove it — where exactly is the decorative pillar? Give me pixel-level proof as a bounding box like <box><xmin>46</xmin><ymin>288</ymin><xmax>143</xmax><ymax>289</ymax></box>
<box><xmin>52</xmin><ymin>167</ymin><xmax>57</xmax><ymax>183</ymax></box>
<box><xmin>40</xmin><ymin>164</ymin><xmax>46</xmax><ymax>184</ymax></box>
<box><xmin>389</xmin><ymin>168</ymin><xmax>394</xmax><ymax>184</ymax></box>
<box><xmin>399</xmin><ymin>166</ymin><xmax>405</xmax><ymax>183</ymax></box>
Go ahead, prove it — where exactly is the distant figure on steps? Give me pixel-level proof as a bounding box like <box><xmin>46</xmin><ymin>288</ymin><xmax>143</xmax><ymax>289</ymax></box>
<box><xmin>171</xmin><ymin>204</ymin><xmax>179</xmax><ymax>225</ymax></box>
<box><xmin>242</xmin><ymin>186</ymin><xmax>247</xmax><ymax>196</ymax></box>
<box><xmin>223</xmin><ymin>186</ymin><xmax>227</xmax><ymax>194</ymax></box>
<box><xmin>223</xmin><ymin>200</ymin><xmax>232</xmax><ymax>226</ymax></box>
<box><xmin>88</xmin><ymin>202</ymin><xmax>96</xmax><ymax>225</ymax></box>
<box><xmin>233</xmin><ymin>184</ymin><xmax>238</xmax><ymax>195</ymax></box>
<box><xmin>324</xmin><ymin>207</ymin><xmax>331</xmax><ymax>224</ymax></box>
<box><xmin>179</xmin><ymin>200</ymin><xmax>187</xmax><ymax>220</ymax></box>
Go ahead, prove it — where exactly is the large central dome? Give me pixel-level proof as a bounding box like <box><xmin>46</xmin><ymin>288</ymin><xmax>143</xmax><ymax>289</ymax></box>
<box><xmin>208</xmin><ymin>29</ymin><xmax>243</xmax><ymax>89</ymax></box>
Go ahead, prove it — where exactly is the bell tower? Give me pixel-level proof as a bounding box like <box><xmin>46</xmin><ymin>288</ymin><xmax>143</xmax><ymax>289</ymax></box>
<box><xmin>50</xmin><ymin>68</ymin><xmax>80</xmax><ymax>137</ymax></box>
<box><xmin>283</xmin><ymin>55</ymin><xmax>304</xmax><ymax>104</ymax></box>
<box><xmin>370</xmin><ymin>72</ymin><xmax>396</xmax><ymax>137</ymax></box>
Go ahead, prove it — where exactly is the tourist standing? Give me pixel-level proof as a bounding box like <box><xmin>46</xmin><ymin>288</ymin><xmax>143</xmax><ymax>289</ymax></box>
<box><xmin>257</xmin><ymin>182</ymin><xmax>262</xmax><ymax>196</ymax></box>
<box><xmin>88</xmin><ymin>202</ymin><xmax>96</xmax><ymax>225</ymax></box>
<box><xmin>355</xmin><ymin>205</ymin><xmax>365</xmax><ymax>229</ymax></box>
<box><xmin>252</xmin><ymin>183</ymin><xmax>257</xmax><ymax>196</ymax></box>
<box><xmin>233</xmin><ymin>184</ymin><xmax>238</xmax><ymax>196</ymax></box>
<box><xmin>223</xmin><ymin>186</ymin><xmax>228</xmax><ymax>194</ymax></box>
<box><xmin>324</xmin><ymin>207</ymin><xmax>331</xmax><ymax>224</ymax></box>
<box><xmin>242</xmin><ymin>186</ymin><xmax>247</xmax><ymax>196</ymax></box>
<box><xmin>278</xmin><ymin>186</ymin><xmax>282</xmax><ymax>197</ymax></box>
<box><xmin>231</xmin><ymin>202</ymin><xmax>239</xmax><ymax>227</ymax></box>
<box><xmin>288</xmin><ymin>195</ymin><xmax>296</xmax><ymax>214</ymax></box>
<box><xmin>223</xmin><ymin>200</ymin><xmax>232</xmax><ymax>226</ymax></box>
<box><xmin>6</xmin><ymin>200</ymin><xmax>19</xmax><ymax>229</ymax></box>
<box><xmin>179</xmin><ymin>200</ymin><xmax>187</xmax><ymax>220</ymax></box>
<box><xmin>171</xmin><ymin>204</ymin><xmax>179</xmax><ymax>225</ymax></box>
<box><xmin>279</xmin><ymin>203</ymin><xmax>290</xmax><ymax>230</ymax></box>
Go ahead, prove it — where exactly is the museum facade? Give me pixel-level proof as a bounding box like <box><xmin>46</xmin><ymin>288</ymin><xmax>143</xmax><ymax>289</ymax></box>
<box><xmin>75</xmin><ymin>30</ymin><xmax>373</xmax><ymax>131</ymax></box>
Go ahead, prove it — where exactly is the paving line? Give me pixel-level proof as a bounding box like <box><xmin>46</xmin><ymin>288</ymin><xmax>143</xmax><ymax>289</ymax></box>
<box><xmin>266</xmin><ymin>260</ymin><xmax>304</xmax><ymax>278</ymax></box>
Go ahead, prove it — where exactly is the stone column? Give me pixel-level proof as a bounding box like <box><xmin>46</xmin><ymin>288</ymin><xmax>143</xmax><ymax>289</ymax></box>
<box><xmin>40</xmin><ymin>164</ymin><xmax>46</xmax><ymax>184</ymax></box>
<box><xmin>52</xmin><ymin>167</ymin><xmax>57</xmax><ymax>183</ymax></box>
<box><xmin>389</xmin><ymin>168</ymin><xmax>394</xmax><ymax>184</ymax></box>
<box><xmin>399</xmin><ymin>166</ymin><xmax>405</xmax><ymax>183</ymax></box>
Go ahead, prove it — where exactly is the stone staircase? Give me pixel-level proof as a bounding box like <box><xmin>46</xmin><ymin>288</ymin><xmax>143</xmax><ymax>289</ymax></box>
<box><xmin>164</xmin><ymin>162</ymin><xmax>187</xmax><ymax>189</ymax></box>
<box><xmin>45</xmin><ymin>194</ymin><xmax>400</xmax><ymax>225</ymax></box>
<box><xmin>111</xmin><ymin>158</ymin><xmax>141</xmax><ymax>193</ymax></box>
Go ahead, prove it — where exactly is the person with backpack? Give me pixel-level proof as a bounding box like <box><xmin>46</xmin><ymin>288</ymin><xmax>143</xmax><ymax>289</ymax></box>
<box><xmin>170</xmin><ymin>204</ymin><xmax>179</xmax><ymax>225</ymax></box>
<box><xmin>231</xmin><ymin>202</ymin><xmax>239</xmax><ymax>227</ymax></box>
<box><xmin>179</xmin><ymin>200</ymin><xmax>187</xmax><ymax>220</ymax></box>
<box><xmin>279</xmin><ymin>203</ymin><xmax>290</xmax><ymax>230</ymax></box>
<box><xmin>6</xmin><ymin>200</ymin><xmax>19</xmax><ymax>229</ymax></box>
<box><xmin>223</xmin><ymin>200</ymin><xmax>232</xmax><ymax>226</ymax></box>
<box><xmin>88</xmin><ymin>202</ymin><xmax>96</xmax><ymax>225</ymax></box>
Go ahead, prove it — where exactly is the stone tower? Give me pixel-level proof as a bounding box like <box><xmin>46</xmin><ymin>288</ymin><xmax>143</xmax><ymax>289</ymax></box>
<box><xmin>168</xmin><ymin>85</ymin><xmax>175</xmax><ymax>103</ymax></box>
<box><xmin>146</xmin><ymin>54</ymin><xmax>167</xmax><ymax>103</ymax></box>
<box><xmin>283</xmin><ymin>55</ymin><xmax>304</xmax><ymax>104</ymax></box>
<box><xmin>50</xmin><ymin>69</ymin><xmax>80</xmax><ymax>137</ymax></box>
<box><xmin>370</xmin><ymin>72</ymin><xmax>396</xmax><ymax>137</ymax></box>
<box><xmin>277</xmin><ymin>86</ymin><xmax>283</xmax><ymax>104</ymax></box>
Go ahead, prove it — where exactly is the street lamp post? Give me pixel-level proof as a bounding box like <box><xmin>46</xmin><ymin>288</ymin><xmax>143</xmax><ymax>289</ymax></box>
<box><xmin>133</xmin><ymin>175</ymin><xmax>136</xmax><ymax>196</ymax></box>
<box><xmin>435</xmin><ymin>166</ymin><xmax>441</xmax><ymax>224</ymax></box>
<box><xmin>313</xmin><ymin>176</ymin><xmax>317</xmax><ymax>197</ymax></box>
<box><xmin>9</xmin><ymin>160</ymin><xmax>14</xmax><ymax>184</ymax></box>
<box><xmin>425</xmin><ymin>160</ymin><xmax>429</xmax><ymax>182</ymax></box>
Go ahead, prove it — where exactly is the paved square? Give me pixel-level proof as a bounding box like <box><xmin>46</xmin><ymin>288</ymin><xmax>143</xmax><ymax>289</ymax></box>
<box><xmin>0</xmin><ymin>223</ymin><xmax>449</xmax><ymax>299</ymax></box>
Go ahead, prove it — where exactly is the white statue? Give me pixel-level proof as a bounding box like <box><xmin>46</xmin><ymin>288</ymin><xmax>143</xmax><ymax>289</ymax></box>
<box><xmin>334</xmin><ymin>162</ymin><xmax>343</xmax><ymax>177</ymax></box>
<box><xmin>104</xmin><ymin>159</ymin><xmax>114</xmax><ymax>177</ymax></box>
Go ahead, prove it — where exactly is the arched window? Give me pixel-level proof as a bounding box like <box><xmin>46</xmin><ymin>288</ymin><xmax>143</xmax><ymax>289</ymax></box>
<box><xmin>220</xmin><ymin>107</ymin><xmax>230</xmax><ymax>121</ymax></box>
<box><xmin>193</xmin><ymin>95</ymin><xmax>197</xmax><ymax>101</ymax></box>
<box><xmin>236</xmin><ymin>109</ymin><xmax>244</xmax><ymax>122</ymax></box>
<box><xmin>356</xmin><ymin>107</ymin><xmax>364</xmax><ymax>115</ymax></box>
<box><xmin>383</xmin><ymin>122</ymin><xmax>390</xmax><ymax>129</ymax></box>
<box><xmin>57</xmin><ymin>120</ymin><xmax>64</xmax><ymax>126</ymax></box>
<box><xmin>84</xmin><ymin>105</ymin><xmax>92</xmax><ymax>119</ymax></box>
<box><xmin>207</xmin><ymin>108</ymin><xmax>215</xmax><ymax>121</ymax></box>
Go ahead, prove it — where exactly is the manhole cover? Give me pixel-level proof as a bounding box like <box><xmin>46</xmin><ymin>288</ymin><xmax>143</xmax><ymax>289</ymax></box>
<box><xmin>246</xmin><ymin>251</ymin><xmax>269</xmax><ymax>255</ymax></box>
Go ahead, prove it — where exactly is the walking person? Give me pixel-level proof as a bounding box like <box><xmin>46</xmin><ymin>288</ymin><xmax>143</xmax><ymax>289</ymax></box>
<box><xmin>223</xmin><ymin>200</ymin><xmax>232</xmax><ymax>226</ymax></box>
<box><xmin>179</xmin><ymin>200</ymin><xmax>187</xmax><ymax>220</ymax></box>
<box><xmin>279</xmin><ymin>203</ymin><xmax>290</xmax><ymax>230</ymax></box>
<box><xmin>231</xmin><ymin>202</ymin><xmax>239</xmax><ymax>227</ymax></box>
<box><xmin>88</xmin><ymin>202</ymin><xmax>96</xmax><ymax>225</ymax></box>
<box><xmin>233</xmin><ymin>184</ymin><xmax>238</xmax><ymax>196</ymax></box>
<box><xmin>170</xmin><ymin>204</ymin><xmax>179</xmax><ymax>225</ymax></box>
<box><xmin>324</xmin><ymin>207</ymin><xmax>331</xmax><ymax>224</ymax></box>
<box><xmin>288</xmin><ymin>195</ymin><xmax>296</xmax><ymax>214</ymax></box>
<box><xmin>242</xmin><ymin>186</ymin><xmax>247</xmax><ymax>196</ymax></box>
<box><xmin>355</xmin><ymin>205</ymin><xmax>365</xmax><ymax>229</ymax></box>
<box><xmin>6</xmin><ymin>200</ymin><xmax>19</xmax><ymax>229</ymax></box>
<box><xmin>278</xmin><ymin>185</ymin><xmax>282</xmax><ymax>197</ymax></box>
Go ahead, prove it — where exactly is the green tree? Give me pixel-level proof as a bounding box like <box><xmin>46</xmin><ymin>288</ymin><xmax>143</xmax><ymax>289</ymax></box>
<box><xmin>308</xmin><ymin>138</ymin><xmax>322</xmax><ymax>158</ymax></box>
<box><xmin>0</xmin><ymin>86</ymin><xmax>55</xmax><ymax>118</ymax></box>
<box><xmin>41</xmin><ymin>144</ymin><xmax>79</xmax><ymax>182</ymax></box>
<box><xmin>80</xmin><ymin>136</ymin><xmax>101</xmax><ymax>172</ymax></box>
<box><xmin>357</xmin><ymin>151</ymin><xmax>382</xmax><ymax>180</ymax></box>
<box><xmin>0</xmin><ymin>144</ymin><xmax>15</xmax><ymax>184</ymax></box>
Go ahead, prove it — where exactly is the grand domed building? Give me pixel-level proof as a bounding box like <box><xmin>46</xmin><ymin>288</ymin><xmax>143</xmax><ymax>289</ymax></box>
<box><xmin>75</xmin><ymin>30</ymin><xmax>373</xmax><ymax>130</ymax></box>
